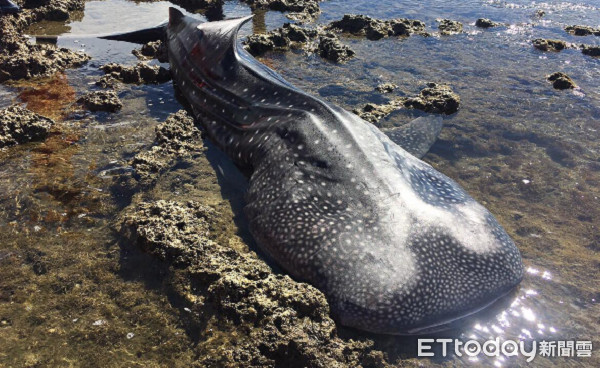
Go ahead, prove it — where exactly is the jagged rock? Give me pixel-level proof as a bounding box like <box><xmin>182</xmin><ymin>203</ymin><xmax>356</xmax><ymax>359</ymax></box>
<box><xmin>565</xmin><ymin>25</ymin><xmax>600</xmax><ymax>36</ymax></box>
<box><xmin>547</xmin><ymin>72</ymin><xmax>576</xmax><ymax>90</ymax></box>
<box><xmin>243</xmin><ymin>23</ymin><xmax>317</xmax><ymax>56</ymax></box>
<box><xmin>318</xmin><ymin>33</ymin><xmax>355</xmax><ymax>62</ymax></box>
<box><xmin>438</xmin><ymin>19</ymin><xmax>463</xmax><ymax>35</ymax></box>
<box><xmin>532</xmin><ymin>38</ymin><xmax>567</xmax><ymax>52</ymax></box>
<box><xmin>353</xmin><ymin>101</ymin><xmax>400</xmax><ymax>123</ymax></box>
<box><xmin>376</xmin><ymin>83</ymin><xmax>398</xmax><ymax>93</ymax></box>
<box><xmin>0</xmin><ymin>105</ymin><xmax>54</xmax><ymax>147</ymax></box>
<box><xmin>77</xmin><ymin>90</ymin><xmax>123</xmax><ymax>112</ymax></box>
<box><xmin>240</xmin><ymin>0</ymin><xmax>320</xmax><ymax>18</ymax></box>
<box><xmin>132</xmin><ymin>40</ymin><xmax>168</xmax><ymax>63</ymax></box>
<box><xmin>120</xmin><ymin>199</ymin><xmax>389</xmax><ymax>367</ymax></box>
<box><xmin>475</xmin><ymin>18</ymin><xmax>500</xmax><ymax>28</ymax></box>
<box><xmin>402</xmin><ymin>82</ymin><xmax>460</xmax><ymax>114</ymax></box>
<box><xmin>581</xmin><ymin>44</ymin><xmax>600</xmax><ymax>57</ymax></box>
<box><xmin>0</xmin><ymin>0</ymin><xmax>90</xmax><ymax>82</ymax></box>
<box><xmin>99</xmin><ymin>62</ymin><xmax>171</xmax><ymax>85</ymax></box>
<box><xmin>131</xmin><ymin>110</ymin><xmax>203</xmax><ymax>186</ymax></box>
<box><xmin>327</xmin><ymin>14</ymin><xmax>427</xmax><ymax>40</ymax></box>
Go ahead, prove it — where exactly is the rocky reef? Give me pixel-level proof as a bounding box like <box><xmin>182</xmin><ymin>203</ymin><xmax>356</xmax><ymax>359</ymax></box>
<box><xmin>0</xmin><ymin>0</ymin><xmax>90</xmax><ymax>83</ymax></box>
<box><xmin>132</xmin><ymin>40</ymin><xmax>168</xmax><ymax>63</ymax></box>
<box><xmin>437</xmin><ymin>19</ymin><xmax>463</xmax><ymax>35</ymax></box>
<box><xmin>244</xmin><ymin>23</ymin><xmax>355</xmax><ymax>63</ymax></box>
<box><xmin>244</xmin><ymin>23</ymin><xmax>318</xmax><ymax>56</ymax></box>
<box><xmin>402</xmin><ymin>82</ymin><xmax>460</xmax><ymax>114</ymax></box>
<box><xmin>120</xmin><ymin>199</ymin><xmax>387</xmax><ymax>367</ymax></box>
<box><xmin>475</xmin><ymin>18</ymin><xmax>501</xmax><ymax>28</ymax></box>
<box><xmin>564</xmin><ymin>24</ymin><xmax>600</xmax><ymax>36</ymax></box>
<box><xmin>327</xmin><ymin>14</ymin><xmax>428</xmax><ymax>40</ymax></box>
<box><xmin>352</xmin><ymin>101</ymin><xmax>401</xmax><ymax>123</ymax></box>
<box><xmin>376</xmin><ymin>83</ymin><xmax>398</xmax><ymax>93</ymax></box>
<box><xmin>131</xmin><ymin>110</ymin><xmax>203</xmax><ymax>186</ymax></box>
<box><xmin>547</xmin><ymin>72</ymin><xmax>577</xmax><ymax>90</ymax></box>
<box><xmin>0</xmin><ymin>105</ymin><xmax>54</xmax><ymax>147</ymax></box>
<box><xmin>99</xmin><ymin>63</ymin><xmax>172</xmax><ymax>85</ymax></box>
<box><xmin>240</xmin><ymin>0</ymin><xmax>320</xmax><ymax>20</ymax></box>
<box><xmin>354</xmin><ymin>82</ymin><xmax>460</xmax><ymax>123</ymax></box>
<box><xmin>318</xmin><ymin>32</ymin><xmax>355</xmax><ymax>62</ymax></box>
<box><xmin>77</xmin><ymin>90</ymin><xmax>123</xmax><ymax>113</ymax></box>
<box><xmin>581</xmin><ymin>45</ymin><xmax>600</xmax><ymax>57</ymax></box>
<box><xmin>532</xmin><ymin>38</ymin><xmax>567</xmax><ymax>52</ymax></box>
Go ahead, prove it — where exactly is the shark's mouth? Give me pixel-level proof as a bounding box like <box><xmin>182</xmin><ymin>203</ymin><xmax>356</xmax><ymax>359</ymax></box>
<box><xmin>400</xmin><ymin>284</ymin><xmax>520</xmax><ymax>336</ymax></box>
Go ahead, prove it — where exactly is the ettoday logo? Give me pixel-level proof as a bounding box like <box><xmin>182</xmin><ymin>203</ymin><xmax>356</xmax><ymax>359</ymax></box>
<box><xmin>417</xmin><ymin>338</ymin><xmax>593</xmax><ymax>362</ymax></box>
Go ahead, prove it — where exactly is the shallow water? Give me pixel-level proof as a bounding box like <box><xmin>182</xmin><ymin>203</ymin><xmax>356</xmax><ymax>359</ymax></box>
<box><xmin>1</xmin><ymin>0</ymin><xmax>599</xmax><ymax>366</ymax></box>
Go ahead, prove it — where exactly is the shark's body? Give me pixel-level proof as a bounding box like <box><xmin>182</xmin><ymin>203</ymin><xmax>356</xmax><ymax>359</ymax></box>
<box><xmin>164</xmin><ymin>8</ymin><xmax>523</xmax><ymax>335</ymax></box>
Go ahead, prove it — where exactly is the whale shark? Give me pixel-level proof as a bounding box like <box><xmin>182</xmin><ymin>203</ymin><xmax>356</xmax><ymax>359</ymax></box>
<box><xmin>111</xmin><ymin>8</ymin><xmax>524</xmax><ymax>335</ymax></box>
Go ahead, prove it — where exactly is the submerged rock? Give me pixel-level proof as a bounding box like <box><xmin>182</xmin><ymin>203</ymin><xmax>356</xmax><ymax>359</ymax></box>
<box><xmin>376</xmin><ymin>83</ymin><xmax>398</xmax><ymax>93</ymax></box>
<box><xmin>437</xmin><ymin>19</ymin><xmax>463</xmax><ymax>35</ymax></box>
<box><xmin>131</xmin><ymin>110</ymin><xmax>203</xmax><ymax>186</ymax></box>
<box><xmin>532</xmin><ymin>38</ymin><xmax>567</xmax><ymax>52</ymax></box>
<box><xmin>581</xmin><ymin>44</ymin><xmax>600</xmax><ymax>57</ymax></box>
<box><xmin>0</xmin><ymin>105</ymin><xmax>54</xmax><ymax>148</ymax></box>
<box><xmin>547</xmin><ymin>72</ymin><xmax>576</xmax><ymax>90</ymax></box>
<box><xmin>352</xmin><ymin>101</ymin><xmax>400</xmax><ymax>123</ymax></box>
<box><xmin>99</xmin><ymin>63</ymin><xmax>171</xmax><ymax>85</ymax></box>
<box><xmin>121</xmin><ymin>199</ymin><xmax>387</xmax><ymax>367</ymax></box>
<box><xmin>77</xmin><ymin>90</ymin><xmax>123</xmax><ymax>113</ymax></box>
<box><xmin>327</xmin><ymin>14</ymin><xmax>427</xmax><ymax>40</ymax></box>
<box><xmin>132</xmin><ymin>40</ymin><xmax>168</xmax><ymax>63</ymax></box>
<box><xmin>475</xmin><ymin>18</ymin><xmax>500</xmax><ymax>28</ymax></box>
<box><xmin>318</xmin><ymin>33</ymin><xmax>355</xmax><ymax>63</ymax></box>
<box><xmin>402</xmin><ymin>82</ymin><xmax>460</xmax><ymax>114</ymax></box>
<box><xmin>565</xmin><ymin>25</ymin><xmax>600</xmax><ymax>36</ymax></box>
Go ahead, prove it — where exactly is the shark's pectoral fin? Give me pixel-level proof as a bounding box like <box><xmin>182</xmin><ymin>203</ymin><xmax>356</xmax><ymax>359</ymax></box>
<box><xmin>382</xmin><ymin>116</ymin><xmax>443</xmax><ymax>158</ymax></box>
<box><xmin>99</xmin><ymin>21</ymin><xmax>168</xmax><ymax>44</ymax></box>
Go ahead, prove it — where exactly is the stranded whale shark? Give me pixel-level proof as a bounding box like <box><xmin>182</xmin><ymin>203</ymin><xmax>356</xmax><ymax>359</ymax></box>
<box><xmin>111</xmin><ymin>8</ymin><xmax>524</xmax><ymax>335</ymax></box>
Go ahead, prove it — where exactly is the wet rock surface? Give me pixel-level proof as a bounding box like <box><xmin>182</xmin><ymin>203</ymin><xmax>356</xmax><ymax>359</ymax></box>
<box><xmin>120</xmin><ymin>199</ymin><xmax>388</xmax><ymax>367</ymax></box>
<box><xmin>565</xmin><ymin>25</ymin><xmax>600</xmax><ymax>36</ymax></box>
<box><xmin>327</xmin><ymin>14</ymin><xmax>428</xmax><ymax>40</ymax></box>
<box><xmin>77</xmin><ymin>90</ymin><xmax>123</xmax><ymax>113</ymax></box>
<box><xmin>352</xmin><ymin>101</ymin><xmax>400</xmax><ymax>123</ymax></box>
<box><xmin>581</xmin><ymin>44</ymin><xmax>600</xmax><ymax>57</ymax></box>
<box><xmin>475</xmin><ymin>18</ymin><xmax>500</xmax><ymax>28</ymax></box>
<box><xmin>437</xmin><ymin>19</ymin><xmax>463</xmax><ymax>35</ymax></box>
<box><xmin>354</xmin><ymin>82</ymin><xmax>460</xmax><ymax>122</ymax></box>
<box><xmin>131</xmin><ymin>110</ymin><xmax>203</xmax><ymax>186</ymax></box>
<box><xmin>401</xmin><ymin>82</ymin><xmax>460</xmax><ymax>114</ymax></box>
<box><xmin>0</xmin><ymin>105</ymin><xmax>54</xmax><ymax>147</ymax></box>
<box><xmin>244</xmin><ymin>23</ymin><xmax>318</xmax><ymax>56</ymax></box>
<box><xmin>376</xmin><ymin>83</ymin><xmax>398</xmax><ymax>93</ymax></box>
<box><xmin>240</xmin><ymin>0</ymin><xmax>320</xmax><ymax>19</ymax></box>
<box><xmin>318</xmin><ymin>33</ymin><xmax>355</xmax><ymax>62</ymax></box>
<box><xmin>99</xmin><ymin>62</ymin><xmax>172</xmax><ymax>85</ymax></box>
<box><xmin>532</xmin><ymin>38</ymin><xmax>567</xmax><ymax>52</ymax></box>
<box><xmin>547</xmin><ymin>72</ymin><xmax>577</xmax><ymax>90</ymax></box>
<box><xmin>132</xmin><ymin>40</ymin><xmax>168</xmax><ymax>63</ymax></box>
<box><xmin>0</xmin><ymin>0</ymin><xmax>90</xmax><ymax>82</ymax></box>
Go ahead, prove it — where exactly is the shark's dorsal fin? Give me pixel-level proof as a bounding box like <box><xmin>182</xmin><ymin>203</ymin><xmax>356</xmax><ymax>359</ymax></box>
<box><xmin>382</xmin><ymin>116</ymin><xmax>443</xmax><ymax>158</ymax></box>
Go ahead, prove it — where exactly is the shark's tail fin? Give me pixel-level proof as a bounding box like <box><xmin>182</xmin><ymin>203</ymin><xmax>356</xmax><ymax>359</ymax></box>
<box><xmin>99</xmin><ymin>20</ymin><xmax>168</xmax><ymax>44</ymax></box>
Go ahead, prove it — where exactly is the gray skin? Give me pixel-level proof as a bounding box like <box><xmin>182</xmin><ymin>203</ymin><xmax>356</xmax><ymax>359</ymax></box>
<box><xmin>166</xmin><ymin>8</ymin><xmax>523</xmax><ymax>335</ymax></box>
